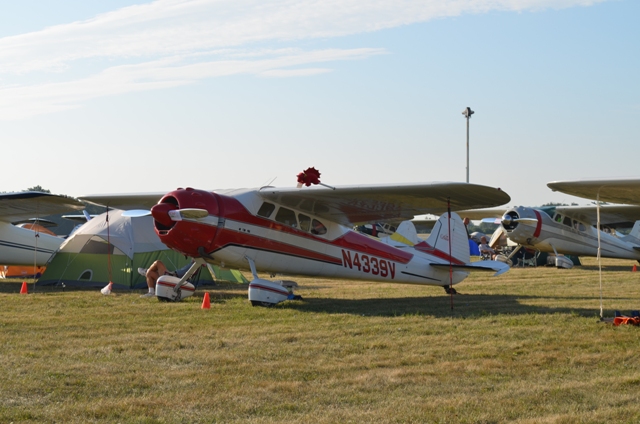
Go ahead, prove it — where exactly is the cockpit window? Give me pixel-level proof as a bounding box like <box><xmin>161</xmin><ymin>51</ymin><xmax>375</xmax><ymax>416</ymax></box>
<box><xmin>298</xmin><ymin>214</ymin><xmax>311</xmax><ymax>232</ymax></box>
<box><xmin>257</xmin><ymin>202</ymin><xmax>276</xmax><ymax>218</ymax></box>
<box><xmin>555</xmin><ymin>213</ymin><xmax>563</xmax><ymax>223</ymax></box>
<box><xmin>311</xmin><ymin>219</ymin><xmax>327</xmax><ymax>235</ymax></box>
<box><xmin>275</xmin><ymin>207</ymin><xmax>297</xmax><ymax>228</ymax></box>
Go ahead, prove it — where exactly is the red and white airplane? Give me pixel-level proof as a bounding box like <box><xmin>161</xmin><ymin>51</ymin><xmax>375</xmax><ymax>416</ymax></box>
<box><xmin>81</xmin><ymin>169</ymin><xmax>512</xmax><ymax>304</ymax></box>
<box><xmin>0</xmin><ymin>192</ymin><xmax>84</xmax><ymax>266</ymax></box>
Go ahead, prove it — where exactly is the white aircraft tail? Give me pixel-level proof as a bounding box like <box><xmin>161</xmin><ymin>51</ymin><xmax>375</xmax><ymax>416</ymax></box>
<box><xmin>421</xmin><ymin>212</ymin><xmax>470</xmax><ymax>264</ymax></box>
<box><xmin>621</xmin><ymin>220</ymin><xmax>640</xmax><ymax>245</ymax></box>
<box><xmin>420</xmin><ymin>212</ymin><xmax>510</xmax><ymax>276</ymax></box>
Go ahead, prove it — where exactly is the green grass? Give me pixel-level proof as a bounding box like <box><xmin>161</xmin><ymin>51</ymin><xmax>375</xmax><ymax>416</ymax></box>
<box><xmin>2</xmin><ymin>258</ymin><xmax>640</xmax><ymax>423</ymax></box>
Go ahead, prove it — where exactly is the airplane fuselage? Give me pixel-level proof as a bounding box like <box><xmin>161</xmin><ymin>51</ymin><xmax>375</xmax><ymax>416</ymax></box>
<box><xmin>151</xmin><ymin>188</ymin><xmax>472</xmax><ymax>287</ymax></box>
<box><xmin>503</xmin><ymin>206</ymin><xmax>640</xmax><ymax>260</ymax></box>
<box><xmin>0</xmin><ymin>223</ymin><xmax>63</xmax><ymax>266</ymax></box>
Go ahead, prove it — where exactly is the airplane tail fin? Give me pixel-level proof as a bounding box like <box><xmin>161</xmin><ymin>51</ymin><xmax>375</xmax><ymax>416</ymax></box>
<box><xmin>414</xmin><ymin>212</ymin><xmax>510</xmax><ymax>277</ymax></box>
<box><xmin>621</xmin><ymin>220</ymin><xmax>640</xmax><ymax>245</ymax></box>
<box><xmin>389</xmin><ymin>221</ymin><xmax>421</xmax><ymax>246</ymax></box>
<box><xmin>420</xmin><ymin>212</ymin><xmax>470</xmax><ymax>264</ymax></box>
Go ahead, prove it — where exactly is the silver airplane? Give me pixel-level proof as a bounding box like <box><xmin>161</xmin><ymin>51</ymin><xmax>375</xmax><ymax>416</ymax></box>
<box><xmin>459</xmin><ymin>203</ymin><xmax>640</xmax><ymax>268</ymax></box>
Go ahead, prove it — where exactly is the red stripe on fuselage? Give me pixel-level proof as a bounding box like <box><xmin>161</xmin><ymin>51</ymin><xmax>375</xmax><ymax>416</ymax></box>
<box><xmin>533</xmin><ymin>210</ymin><xmax>542</xmax><ymax>238</ymax></box>
<box><xmin>413</xmin><ymin>241</ymin><xmax>465</xmax><ymax>265</ymax></box>
<box><xmin>202</xmin><ymin>196</ymin><xmax>414</xmax><ymax>264</ymax></box>
<box><xmin>211</xmin><ymin>228</ymin><xmax>343</xmax><ymax>265</ymax></box>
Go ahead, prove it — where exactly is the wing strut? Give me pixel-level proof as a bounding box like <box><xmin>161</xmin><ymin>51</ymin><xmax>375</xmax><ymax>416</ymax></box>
<box><xmin>447</xmin><ymin>198</ymin><xmax>454</xmax><ymax>311</ymax></box>
<box><xmin>596</xmin><ymin>192</ymin><xmax>603</xmax><ymax>319</ymax></box>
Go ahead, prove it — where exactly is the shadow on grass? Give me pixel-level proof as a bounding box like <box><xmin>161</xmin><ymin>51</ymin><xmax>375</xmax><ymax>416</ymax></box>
<box><xmin>0</xmin><ymin>280</ymin><xmax>622</xmax><ymax>319</ymax></box>
<box><xmin>283</xmin><ymin>294</ymin><xmax>609</xmax><ymax>319</ymax></box>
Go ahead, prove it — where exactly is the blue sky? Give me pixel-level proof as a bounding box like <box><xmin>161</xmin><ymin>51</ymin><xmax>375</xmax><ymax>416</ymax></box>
<box><xmin>1</xmin><ymin>0</ymin><xmax>637</xmax><ymax>207</ymax></box>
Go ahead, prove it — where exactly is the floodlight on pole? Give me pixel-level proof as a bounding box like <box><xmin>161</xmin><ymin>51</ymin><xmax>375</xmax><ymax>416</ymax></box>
<box><xmin>462</xmin><ymin>107</ymin><xmax>474</xmax><ymax>183</ymax></box>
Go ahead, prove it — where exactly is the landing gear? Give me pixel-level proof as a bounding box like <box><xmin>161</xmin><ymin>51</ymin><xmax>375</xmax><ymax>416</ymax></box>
<box><xmin>251</xmin><ymin>301</ymin><xmax>275</xmax><ymax>307</ymax></box>
<box><xmin>444</xmin><ymin>286</ymin><xmax>457</xmax><ymax>295</ymax></box>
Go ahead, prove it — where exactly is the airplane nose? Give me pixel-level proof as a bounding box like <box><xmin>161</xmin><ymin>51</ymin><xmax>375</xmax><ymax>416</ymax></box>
<box><xmin>501</xmin><ymin>211</ymin><xmax>519</xmax><ymax>231</ymax></box>
<box><xmin>151</xmin><ymin>202</ymin><xmax>177</xmax><ymax>230</ymax></box>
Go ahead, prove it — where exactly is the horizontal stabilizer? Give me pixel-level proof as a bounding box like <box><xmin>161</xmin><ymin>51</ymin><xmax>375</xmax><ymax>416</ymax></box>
<box><xmin>430</xmin><ymin>260</ymin><xmax>510</xmax><ymax>277</ymax></box>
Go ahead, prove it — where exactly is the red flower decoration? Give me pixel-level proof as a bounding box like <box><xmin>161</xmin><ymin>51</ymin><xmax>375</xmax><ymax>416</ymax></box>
<box><xmin>296</xmin><ymin>167</ymin><xmax>321</xmax><ymax>187</ymax></box>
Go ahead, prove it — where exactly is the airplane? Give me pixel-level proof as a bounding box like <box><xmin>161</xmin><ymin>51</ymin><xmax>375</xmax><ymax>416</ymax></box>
<box><xmin>80</xmin><ymin>172</ymin><xmax>512</xmax><ymax>304</ymax></box>
<box><xmin>0</xmin><ymin>192</ymin><xmax>85</xmax><ymax>266</ymax></box>
<box><xmin>547</xmin><ymin>178</ymin><xmax>640</xmax><ymax>205</ymax></box>
<box><xmin>459</xmin><ymin>202</ymin><xmax>640</xmax><ymax>268</ymax></box>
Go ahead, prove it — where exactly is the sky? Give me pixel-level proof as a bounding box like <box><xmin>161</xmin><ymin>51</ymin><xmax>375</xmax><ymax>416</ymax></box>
<box><xmin>1</xmin><ymin>0</ymin><xmax>638</xmax><ymax>208</ymax></box>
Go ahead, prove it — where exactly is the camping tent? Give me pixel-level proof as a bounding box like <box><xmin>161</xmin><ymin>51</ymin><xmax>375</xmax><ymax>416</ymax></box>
<box><xmin>38</xmin><ymin>209</ymin><xmax>247</xmax><ymax>289</ymax></box>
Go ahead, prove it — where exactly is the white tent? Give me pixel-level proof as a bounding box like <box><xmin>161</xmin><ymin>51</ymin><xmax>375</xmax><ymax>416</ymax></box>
<box><xmin>38</xmin><ymin>210</ymin><xmax>246</xmax><ymax>288</ymax></box>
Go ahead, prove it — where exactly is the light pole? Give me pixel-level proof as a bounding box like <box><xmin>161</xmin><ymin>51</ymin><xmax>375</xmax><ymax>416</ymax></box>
<box><xmin>462</xmin><ymin>107</ymin><xmax>474</xmax><ymax>183</ymax></box>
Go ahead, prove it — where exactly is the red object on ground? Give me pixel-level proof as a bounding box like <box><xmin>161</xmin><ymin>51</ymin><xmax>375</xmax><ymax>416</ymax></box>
<box><xmin>613</xmin><ymin>316</ymin><xmax>640</xmax><ymax>326</ymax></box>
<box><xmin>201</xmin><ymin>292</ymin><xmax>211</xmax><ymax>309</ymax></box>
<box><xmin>20</xmin><ymin>281</ymin><xmax>28</xmax><ymax>294</ymax></box>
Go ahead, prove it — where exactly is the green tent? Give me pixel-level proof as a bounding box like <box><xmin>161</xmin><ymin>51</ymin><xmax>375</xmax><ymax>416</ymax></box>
<box><xmin>38</xmin><ymin>209</ymin><xmax>247</xmax><ymax>289</ymax></box>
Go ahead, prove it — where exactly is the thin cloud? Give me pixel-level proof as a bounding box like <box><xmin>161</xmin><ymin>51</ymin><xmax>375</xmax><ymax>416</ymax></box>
<box><xmin>0</xmin><ymin>48</ymin><xmax>383</xmax><ymax>120</ymax></box>
<box><xmin>260</xmin><ymin>68</ymin><xmax>333</xmax><ymax>77</ymax></box>
<box><xmin>0</xmin><ymin>0</ymin><xmax>609</xmax><ymax>75</ymax></box>
<box><xmin>0</xmin><ymin>0</ymin><xmax>610</xmax><ymax>119</ymax></box>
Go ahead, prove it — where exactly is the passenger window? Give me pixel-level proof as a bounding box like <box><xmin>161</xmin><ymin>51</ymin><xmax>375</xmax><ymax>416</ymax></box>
<box><xmin>275</xmin><ymin>207</ymin><xmax>297</xmax><ymax>228</ymax></box>
<box><xmin>311</xmin><ymin>219</ymin><xmax>327</xmax><ymax>235</ymax></box>
<box><xmin>578</xmin><ymin>222</ymin><xmax>586</xmax><ymax>232</ymax></box>
<box><xmin>563</xmin><ymin>217</ymin><xmax>572</xmax><ymax>227</ymax></box>
<box><xmin>298</xmin><ymin>214</ymin><xmax>311</xmax><ymax>232</ymax></box>
<box><xmin>257</xmin><ymin>202</ymin><xmax>276</xmax><ymax>218</ymax></box>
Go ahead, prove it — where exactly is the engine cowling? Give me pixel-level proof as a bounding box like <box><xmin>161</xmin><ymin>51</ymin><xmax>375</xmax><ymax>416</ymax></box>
<box><xmin>151</xmin><ymin>188</ymin><xmax>221</xmax><ymax>257</ymax></box>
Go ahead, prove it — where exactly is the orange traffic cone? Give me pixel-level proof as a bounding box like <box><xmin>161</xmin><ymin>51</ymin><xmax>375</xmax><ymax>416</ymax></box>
<box><xmin>633</xmin><ymin>264</ymin><xmax>637</xmax><ymax>272</ymax></box>
<box><xmin>201</xmin><ymin>292</ymin><xmax>211</xmax><ymax>309</ymax></box>
<box><xmin>20</xmin><ymin>281</ymin><xmax>28</xmax><ymax>294</ymax></box>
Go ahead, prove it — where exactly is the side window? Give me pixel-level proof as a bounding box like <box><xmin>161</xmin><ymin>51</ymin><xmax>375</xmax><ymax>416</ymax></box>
<box><xmin>257</xmin><ymin>202</ymin><xmax>276</xmax><ymax>218</ymax></box>
<box><xmin>311</xmin><ymin>219</ymin><xmax>327</xmax><ymax>235</ymax></box>
<box><xmin>563</xmin><ymin>216</ymin><xmax>572</xmax><ymax>227</ymax></box>
<box><xmin>578</xmin><ymin>222</ymin><xmax>586</xmax><ymax>232</ymax></box>
<box><xmin>554</xmin><ymin>214</ymin><xmax>563</xmax><ymax>223</ymax></box>
<box><xmin>275</xmin><ymin>207</ymin><xmax>297</xmax><ymax>228</ymax></box>
<box><xmin>298</xmin><ymin>214</ymin><xmax>311</xmax><ymax>232</ymax></box>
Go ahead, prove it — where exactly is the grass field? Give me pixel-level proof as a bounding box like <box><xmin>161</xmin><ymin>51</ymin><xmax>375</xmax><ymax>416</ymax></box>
<box><xmin>2</xmin><ymin>258</ymin><xmax>640</xmax><ymax>423</ymax></box>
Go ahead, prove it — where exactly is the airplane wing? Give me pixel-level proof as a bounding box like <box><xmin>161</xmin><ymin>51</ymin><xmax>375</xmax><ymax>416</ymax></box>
<box><xmin>259</xmin><ymin>182</ymin><xmax>510</xmax><ymax>226</ymax></box>
<box><xmin>453</xmin><ymin>207</ymin><xmax>509</xmax><ymax>221</ymax></box>
<box><xmin>79</xmin><ymin>192</ymin><xmax>168</xmax><ymax>210</ymax></box>
<box><xmin>548</xmin><ymin>178</ymin><xmax>640</xmax><ymax>205</ymax></box>
<box><xmin>0</xmin><ymin>192</ymin><xmax>84</xmax><ymax>223</ymax></box>
<box><xmin>555</xmin><ymin>204</ymin><xmax>640</xmax><ymax>227</ymax></box>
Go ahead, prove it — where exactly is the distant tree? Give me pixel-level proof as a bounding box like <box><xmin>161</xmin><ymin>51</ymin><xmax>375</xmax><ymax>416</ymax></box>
<box><xmin>25</xmin><ymin>185</ymin><xmax>51</xmax><ymax>193</ymax></box>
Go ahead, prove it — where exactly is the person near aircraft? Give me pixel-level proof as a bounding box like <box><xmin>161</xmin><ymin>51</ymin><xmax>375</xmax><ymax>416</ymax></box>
<box><xmin>478</xmin><ymin>236</ymin><xmax>496</xmax><ymax>260</ymax></box>
<box><xmin>138</xmin><ymin>260</ymin><xmax>194</xmax><ymax>298</ymax></box>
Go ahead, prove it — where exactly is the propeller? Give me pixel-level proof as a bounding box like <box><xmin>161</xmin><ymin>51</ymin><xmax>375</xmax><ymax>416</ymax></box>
<box><xmin>501</xmin><ymin>214</ymin><xmax>538</xmax><ymax>227</ymax></box>
<box><xmin>168</xmin><ymin>208</ymin><xmax>209</xmax><ymax>221</ymax></box>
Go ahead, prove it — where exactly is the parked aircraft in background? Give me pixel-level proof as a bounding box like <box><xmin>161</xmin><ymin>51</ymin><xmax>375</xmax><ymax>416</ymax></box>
<box><xmin>460</xmin><ymin>203</ymin><xmax>640</xmax><ymax>268</ymax></box>
<box><xmin>548</xmin><ymin>178</ymin><xmax>640</xmax><ymax>205</ymax></box>
<box><xmin>0</xmin><ymin>192</ymin><xmax>84</xmax><ymax>266</ymax></box>
<box><xmin>80</xmin><ymin>171</ymin><xmax>512</xmax><ymax>304</ymax></box>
